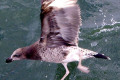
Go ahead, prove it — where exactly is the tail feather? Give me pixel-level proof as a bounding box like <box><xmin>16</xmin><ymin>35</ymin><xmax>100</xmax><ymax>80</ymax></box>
<box><xmin>93</xmin><ymin>54</ymin><xmax>111</xmax><ymax>60</ymax></box>
<box><xmin>78</xmin><ymin>48</ymin><xmax>111</xmax><ymax>60</ymax></box>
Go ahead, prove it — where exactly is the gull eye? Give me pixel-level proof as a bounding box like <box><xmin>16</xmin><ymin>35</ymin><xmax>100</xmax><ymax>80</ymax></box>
<box><xmin>13</xmin><ymin>54</ymin><xmax>21</xmax><ymax>57</ymax></box>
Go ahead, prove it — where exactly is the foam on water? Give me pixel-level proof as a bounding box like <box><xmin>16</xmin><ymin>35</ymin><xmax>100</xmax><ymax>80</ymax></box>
<box><xmin>93</xmin><ymin>26</ymin><xmax>120</xmax><ymax>36</ymax></box>
<box><xmin>91</xmin><ymin>41</ymin><xmax>98</xmax><ymax>47</ymax></box>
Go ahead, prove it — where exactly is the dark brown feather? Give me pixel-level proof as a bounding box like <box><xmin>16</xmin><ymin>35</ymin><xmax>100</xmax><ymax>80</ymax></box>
<box><xmin>40</xmin><ymin>0</ymin><xmax>82</xmax><ymax>48</ymax></box>
<box><xmin>22</xmin><ymin>42</ymin><xmax>42</xmax><ymax>60</ymax></box>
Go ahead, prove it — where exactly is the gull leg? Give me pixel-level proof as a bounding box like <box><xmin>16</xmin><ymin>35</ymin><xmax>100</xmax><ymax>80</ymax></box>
<box><xmin>77</xmin><ymin>58</ymin><xmax>90</xmax><ymax>73</ymax></box>
<box><xmin>61</xmin><ymin>63</ymin><xmax>69</xmax><ymax>80</ymax></box>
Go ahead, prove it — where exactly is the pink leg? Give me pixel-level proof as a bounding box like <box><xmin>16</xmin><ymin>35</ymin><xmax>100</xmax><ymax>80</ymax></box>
<box><xmin>61</xmin><ymin>63</ymin><xmax>69</xmax><ymax>80</ymax></box>
<box><xmin>77</xmin><ymin>58</ymin><xmax>90</xmax><ymax>73</ymax></box>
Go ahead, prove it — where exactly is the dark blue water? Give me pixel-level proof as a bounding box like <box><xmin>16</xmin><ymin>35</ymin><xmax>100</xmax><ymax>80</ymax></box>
<box><xmin>0</xmin><ymin>0</ymin><xmax>120</xmax><ymax>80</ymax></box>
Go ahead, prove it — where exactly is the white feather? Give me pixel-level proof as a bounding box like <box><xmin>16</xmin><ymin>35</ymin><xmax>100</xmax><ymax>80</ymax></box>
<box><xmin>49</xmin><ymin>0</ymin><xmax>77</xmax><ymax>8</ymax></box>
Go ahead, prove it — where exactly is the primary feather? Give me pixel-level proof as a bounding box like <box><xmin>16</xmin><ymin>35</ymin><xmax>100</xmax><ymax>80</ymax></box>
<box><xmin>40</xmin><ymin>0</ymin><xmax>82</xmax><ymax>47</ymax></box>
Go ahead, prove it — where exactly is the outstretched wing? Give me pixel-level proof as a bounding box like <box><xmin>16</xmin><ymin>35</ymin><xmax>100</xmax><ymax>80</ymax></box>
<box><xmin>40</xmin><ymin>0</ymin><xmax>82</xmax><ymax>48</ymax></box>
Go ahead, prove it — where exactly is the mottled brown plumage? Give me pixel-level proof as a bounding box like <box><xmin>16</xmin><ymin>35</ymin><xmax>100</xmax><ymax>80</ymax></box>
<box><xmin>6</xmin><ymin>0</ymin><xmax>110</xmax><ymax>80</ymax></box>
<box><xmin>40</xmin><ymin>0</ymin><xmax>81</xmax><ymax>47</ymax></box>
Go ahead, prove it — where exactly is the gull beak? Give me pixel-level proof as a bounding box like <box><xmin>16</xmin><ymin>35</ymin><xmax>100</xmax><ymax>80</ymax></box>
<box><xmin>6</xmin><ymin>57</ymin><xmax>13</xmax><ymax>63</ymax></box>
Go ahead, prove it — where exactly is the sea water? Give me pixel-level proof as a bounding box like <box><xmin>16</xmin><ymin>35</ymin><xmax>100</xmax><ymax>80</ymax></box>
<box><xmin>0</xmin><ymin>0</ymin><xmax>120</xmax><ymax>80</ymax></box>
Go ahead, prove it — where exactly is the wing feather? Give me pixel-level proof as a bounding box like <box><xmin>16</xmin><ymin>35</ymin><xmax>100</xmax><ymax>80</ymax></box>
<box><xmin>40</xmin><ymin>0</ymin><xmax>82</xmax><ymax>47</ymax></box>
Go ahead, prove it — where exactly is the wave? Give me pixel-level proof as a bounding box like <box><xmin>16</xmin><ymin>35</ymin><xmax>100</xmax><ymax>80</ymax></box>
<box><xmin>80</xmin><ymin>23</ymin><xmax>120</xmax><ymax>40</ymax></box>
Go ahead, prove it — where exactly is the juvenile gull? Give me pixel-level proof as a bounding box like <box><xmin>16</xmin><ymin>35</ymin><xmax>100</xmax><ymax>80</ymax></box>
<box><xmin>6</xmin><ymin>0</ymin><xmax>111</xmax><ymax>80</ymax></box>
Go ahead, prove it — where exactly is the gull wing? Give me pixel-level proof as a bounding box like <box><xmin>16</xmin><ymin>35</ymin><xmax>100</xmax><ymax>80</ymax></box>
<box><xmin>40</xmin><ymin>0</ymin><xmax>82</xmax><ymax>47</ymax></box>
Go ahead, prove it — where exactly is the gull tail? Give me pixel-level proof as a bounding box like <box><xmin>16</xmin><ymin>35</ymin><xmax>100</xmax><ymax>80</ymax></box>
<box><xmin>93</xmin><ymin>53</ymin><xmax>111</xmax><ymax>60</ymax></box>
<box><xmin>79</xmin><ymin>48</ymin><xmax>111</xmax><ymax>60</ymax></box>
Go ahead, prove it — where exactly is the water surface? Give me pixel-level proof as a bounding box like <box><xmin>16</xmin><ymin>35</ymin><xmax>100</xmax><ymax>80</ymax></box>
<box><xmin>0</xmin><ymin>0</ymin><xmax>120</xmax><ymax>80</ymax></box>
